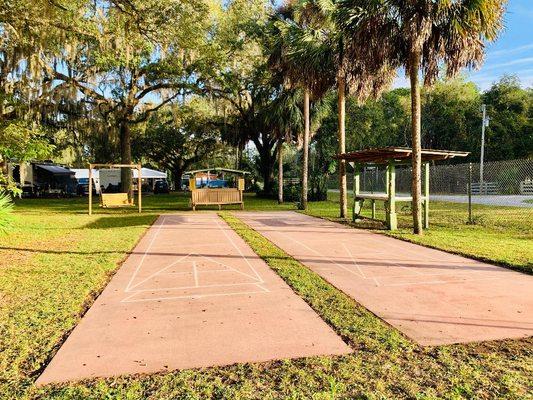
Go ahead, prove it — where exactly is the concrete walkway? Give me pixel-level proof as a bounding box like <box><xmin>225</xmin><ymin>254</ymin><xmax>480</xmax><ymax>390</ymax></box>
<box><xmin>239</xmin><ymin>212</ymin><xmax>533</xmax><ymax>346</ymax></box>
<box><xmin>431</xmin><ymin>194</ymin><xmax>533</xmax><ymax>208</ymax></box>
<box><xmin>37</xmin><ymin>214</ymin><xmax>349</xmax><ymax>385</ymax></box>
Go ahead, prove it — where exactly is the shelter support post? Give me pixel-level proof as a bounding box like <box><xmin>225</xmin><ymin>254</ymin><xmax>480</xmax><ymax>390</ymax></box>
<box><xmin>352</xmin><ymin>164</ymin><xmax>362</xmax><ymax>222</ymax></box>
<box><xmin>423</xmin><ymin>162</ymin><xmax>429</xmax><ymax>229</ymax></box>
<box><xmin>137</xmin><ymin>164</ymin><xmax>142</xmax><ymax>213</ymax></box>
<box><xmin>239</xmin><ymin>177</ymin><xmax>244</xmax><ymax>210</ymax></box>
<box><xmin>386</xmin><ymin>161</ymin><xmax>397</xmax><ymax>230</ymax></box>
<box><xmin>88</xmin><ymin>164</ymin><xmax>93</xmax><ymax>216</ymax></box>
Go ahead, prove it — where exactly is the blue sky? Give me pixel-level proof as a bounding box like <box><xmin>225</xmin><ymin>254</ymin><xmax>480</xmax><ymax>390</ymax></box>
<box><xmin>393</xmin><ymin>0</ymin><xmax>533</xmax><ymax>90</ymax></box>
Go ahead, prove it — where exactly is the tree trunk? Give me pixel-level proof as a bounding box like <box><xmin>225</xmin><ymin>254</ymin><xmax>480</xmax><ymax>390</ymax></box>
<box><xmin>337</xmin><ymin>77</ymin><xmax>347</xmax><ymax>218</ymax></box>
<box><xmin>278</xmin><ymin>142</ymin><xmax>283</xmax><ymax>204</ymax></box>
<box><xmin>172</xmin><ymin>166</ymin><xmax>184</xmax><ymax>191</ymax></box>
<box><xmin>300</xmin><ymin>88</ymin><xmax>310</xmax><ymax>210</ymax></box>
<box><xmin>119</xmin><ymin>120</ymin><xmax>133</xmax><ymax>198</ymax></box>
<box><xmin>259</xmin><ymin>145</ymin><xmax>275</xmax><ymax>196</ymax></box>
<box><xmin>409</xmin><ymin>49</ymin><xmax>423</xmax><ymax>234</ymax></box>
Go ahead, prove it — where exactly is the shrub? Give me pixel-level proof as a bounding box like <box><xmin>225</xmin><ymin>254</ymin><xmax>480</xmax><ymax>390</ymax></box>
<box><xmin>0</xmin><ymin>190</ymin><xmax>13</xmax><ymax>233</ymax></box>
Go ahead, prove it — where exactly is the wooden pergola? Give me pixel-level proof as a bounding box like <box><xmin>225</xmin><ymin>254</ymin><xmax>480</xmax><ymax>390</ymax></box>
<box><xmin>335</xmin><ymin>147</ymin><xmax>469</xmax><ymax>230</ymax></box>
<box><xmin>185</xmin><ymin>167</ymin><xmax>249</xmax><ymax>211</ymax></box>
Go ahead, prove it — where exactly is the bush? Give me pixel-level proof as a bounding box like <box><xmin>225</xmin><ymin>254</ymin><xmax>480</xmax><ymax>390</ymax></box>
<box><xmin>0</xmin><ymin>190</ymin><xmax>14</xmax><ymax>233</ymax></box>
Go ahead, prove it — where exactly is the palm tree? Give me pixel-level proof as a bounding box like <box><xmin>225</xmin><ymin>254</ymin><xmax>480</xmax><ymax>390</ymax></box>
<box><xmin>336</xmin><ymin>0</ymin><xmax>506</xmax><ymax>233</ymax></box>
<box><xmin>279</xmin><ymin>0</ymin><xmax>394</xmax><ymax>218</ymax></box>
<box><xmin>268</xmin><ymin>8</ymin><xmax>335</xmax><ymax>210</ymax></box>
<box><xmin>266</xmin><ymin>87</ymin><xmax>305</xmax><ymax>204</ymax></box>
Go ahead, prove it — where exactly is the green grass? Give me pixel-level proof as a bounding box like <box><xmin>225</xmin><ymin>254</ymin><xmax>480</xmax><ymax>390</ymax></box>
<box><xmin>307</xmin><ymin>192</ymin><xmax>533</xmax><ymax>274</ymax></box>
<box><xmin>13</xmin><ymin>191</ymin><xmax>295</xmax><ymax>215</ymax></box>
<box><xmin>1</xmin><ymin>193</ymin><xmax>532</xmax><ymax>398</ymax></box>
<box><xmin>0</xmin><ymin>202</ymin><xmax>158</xmax><ymax>398</ymax></box>
<box><xmin>221</xmin><ymin>213</ymin><xmax>533</xmax><ymax>398</ymax></box>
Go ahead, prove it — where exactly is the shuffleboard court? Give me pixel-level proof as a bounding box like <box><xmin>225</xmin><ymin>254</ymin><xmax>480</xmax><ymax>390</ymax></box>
<box><xmin>37</xmin><ymin>213</ymin><xmax>350</xmax><ymax>385</ymax></box>
<box><xmin>238</xmin><ymin>211</ymin><xmax>533</xmax><ymax>345</ymax></box>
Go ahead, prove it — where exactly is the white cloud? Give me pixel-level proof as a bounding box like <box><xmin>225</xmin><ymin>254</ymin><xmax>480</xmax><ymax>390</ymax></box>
<box><xmin>479</xmin><ymin>56</ymin><xmax>533</xmax><ymax>72</ymax></box>
<box><xmin>487</xmin><ymin>43</ymin><xmax>533</xmax><ymax>58</ymax></box>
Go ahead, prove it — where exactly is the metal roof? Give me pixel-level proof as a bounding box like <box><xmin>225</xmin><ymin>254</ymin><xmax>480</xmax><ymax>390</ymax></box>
<box><xmin>335</xmin><ymin>147</ymin><xmax>469</xmax><ymax>164</ymax></box>
<box><xmin>185</xmin><ymin>167</ymin><xmax>250</xmax><ymax>175</ymax></box>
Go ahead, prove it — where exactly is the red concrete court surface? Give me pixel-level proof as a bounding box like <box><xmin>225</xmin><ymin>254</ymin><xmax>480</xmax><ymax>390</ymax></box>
<box><xmin>238</xmin><ymin>211</ymin><xmax>533</xmax><ymax>346</ymax></box>
<box><xmin>37</xmin><ymin>214</ymin><xmax>350</xmax><ymax>385</ymax></box>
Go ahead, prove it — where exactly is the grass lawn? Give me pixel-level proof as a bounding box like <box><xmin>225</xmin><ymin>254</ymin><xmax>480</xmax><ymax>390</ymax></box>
<box><xmin>1</xmin><ymin>192</ymin><xmax>531</xmax><ymax>398</ymax></box>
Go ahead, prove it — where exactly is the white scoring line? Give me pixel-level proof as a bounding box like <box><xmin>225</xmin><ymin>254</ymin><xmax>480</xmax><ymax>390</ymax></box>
<box><xmin>214</xmin><ymin>215</ymin><xmax>264</xmax><ymax>284</ymax></box>
<box><xmin>122</xmin><ymin>289</ymin><xmax>269</xmax><ymax>303</ymax></box>
<box><xmin>124</xmin><ymin>214</ymin><xmax>268</xmax><ymax>303</ymax></box>
<box><xmin>125</xmin><ymin>216</ymin><xmax>166</xmax><ymax>292</ymax></box>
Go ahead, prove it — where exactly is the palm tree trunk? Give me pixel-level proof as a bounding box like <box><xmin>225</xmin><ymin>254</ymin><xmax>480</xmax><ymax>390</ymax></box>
<box><xmin>338</xmin><ymin>77</ymin><xmax>347</xmax><ymax>218</ymax></box>
<box><xmin>300</xmin><ymin>88</ymin><xmax>310</xmax><ymax>210</ymax></box>
<box><xmin>409</xmin><ymin>49</ymin><xmax>423</xmax><ymax>234</ymax></box>
<box><xmin>278</xmin><ymin>142</ymin><xmax>283</xmax><ymax>204</ymax></box>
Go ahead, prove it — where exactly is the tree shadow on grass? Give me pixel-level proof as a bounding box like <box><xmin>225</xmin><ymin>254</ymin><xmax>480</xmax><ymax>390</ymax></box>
<box><xmin>82</xmin><ymin>215</ymin><xmax>156</xmax><ymax>229</ymax></box>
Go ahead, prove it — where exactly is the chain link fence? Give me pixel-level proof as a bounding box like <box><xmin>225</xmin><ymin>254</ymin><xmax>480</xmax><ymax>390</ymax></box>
<box><xmin>329</xmin><ymin>158</ymin><xmax>533</xmax><ymax>227</ymax></box>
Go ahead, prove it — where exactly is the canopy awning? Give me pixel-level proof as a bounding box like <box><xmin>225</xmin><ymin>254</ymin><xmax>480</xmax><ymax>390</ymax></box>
<box><xmin>71</xmin><ymin>169</ymin><xmax>98</xmax><ymax>179</ymax></box>
<box><xmin>71</xmin><ymin>168</ymin><xmax>167</xmax><ymax>180</ymax></box>
<box><xmin>133</xmin><ymin>168</ymin><xmax>167</xmax><ymax>179</ymax></box>
<box><xmin>335</xmin><ymin>147</ymin><xmax>469</xmax><ymax>164</ymax></box>
<box><xmin>185</xmin><ymin>167</ymin><xmax>250</xmax><ymax>175</ymax></box>
<box><xmin>36</xmin><ymin>164</ymin><xmax>74</xmax><ymax>175</ymax></box>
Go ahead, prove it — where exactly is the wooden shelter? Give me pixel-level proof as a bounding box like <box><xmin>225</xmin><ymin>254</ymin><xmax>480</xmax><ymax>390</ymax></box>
<box><xmin>186</xmin><ymin>167</ymin><xmax>249</xmax><ymax>210</ymax></box>
<box><xmin>88</xmin><ymin>163</ymin><xmax>142</xmax><ymax>215</ymax></box>
<box><xmin>335</xmin><ymin>147</ymin><xmax>469</xmax><ymax>230</ymax></box>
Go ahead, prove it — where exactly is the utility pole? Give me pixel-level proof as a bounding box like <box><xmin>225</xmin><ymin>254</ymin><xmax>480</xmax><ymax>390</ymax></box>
<box><xmin>480</xmin><ymin>104</ymin><xmax>489</xmax><ymax>194</ymax></box>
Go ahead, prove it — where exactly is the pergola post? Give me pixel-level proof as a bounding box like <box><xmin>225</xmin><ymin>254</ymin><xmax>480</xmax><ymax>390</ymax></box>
<box><xmin>88</xmin><ymin>163</ymin><xmax>93</xmax><ymax>216</ymax></box>
<box><xmin>423</xmin><ymin>162</ymin><xmax>429</xmax><ymax>229</ymax></box>
<box><xmin>352</xmin><ymin>163</ymin><xmax>362</xmax><ymax>222</ymax></box>
<box><xmin>386</xmin><ymin>161</ymin><xmax>397</xmax><ymax>230</ymax></box>
<box><xmin>137</xmin><ymin>164</ymin><xmax>142</xmax><ymax>213</ymax></box>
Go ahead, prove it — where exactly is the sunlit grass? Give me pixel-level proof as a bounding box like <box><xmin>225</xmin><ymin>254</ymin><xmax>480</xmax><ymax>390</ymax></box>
<box><xmin>0</xmin><ymin>207</ymin><xmax>157</xmax><ymax>398</ymax></box>
<box><xmin>307</xmin><ymin>192</ymin><xmax>533</xmax><ymax>273</ymax></box>
<box><xmin>1</xmin><ymin>193</ymin><xmax>531</xmax><ymax>398</ymax></box>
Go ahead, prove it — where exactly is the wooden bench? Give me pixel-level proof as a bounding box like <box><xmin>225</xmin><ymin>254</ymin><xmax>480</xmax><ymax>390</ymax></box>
<box><xmin>188</xmin><ymin>174</ymin><xmax>246</xmax><ymax>211</ymax></box>
<box><xmin>353</xmin><ymin>162</ymin><xmax>430</xmax><ymax>230</ymax></box>
<box><xmin>100</xmin><ymin>193</ymin><xmax>132</xmax><ymax>208</ymax></box>
<box><xmin>354</xmin><ymin>193</ymin><xmax>428</xmax><ymax>224</ymax></box>
<box><xmin>191</xmin><ymin>188</ymin><xmax>244</xmax><ymax>210</ymax></box>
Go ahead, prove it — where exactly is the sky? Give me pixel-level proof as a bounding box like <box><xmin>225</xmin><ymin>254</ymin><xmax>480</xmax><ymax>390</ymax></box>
<box><xmin>393</xmin><ymin>0</ymin><xmax>533</xmax><ymax>90</ymax></box>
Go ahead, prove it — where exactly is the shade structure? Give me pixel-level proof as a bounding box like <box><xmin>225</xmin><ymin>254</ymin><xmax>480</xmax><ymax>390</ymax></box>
<box><xmin>71</xmin><ymin>168</ymin><xmax>98</xmax><ymax>180</ymax></box>
<box><xmin>185</xmin><ymin>167</ymin><xmax>248</xmax><ymax>211</ymax></box>
<box><xmin>36</xmin><ymin>164</ymin><xmax>74</xmax><ymax>175</ymax></box>
<box><xmin>72</xmin><ymin>167</ymin><xmax>166</xmax><ymax>180</ymax></box>
<box><xmin>133</xmin><ymin>168</ymin><xmax>167</xmax><ymax>179</ymax></box>
<box><xmin>334</xmin><ymin>147</ymin><xmax>469</xmax><ymax>231</ymax></box>
<box><xmin>335</xmin><ymin>147</ymin><xmax>469</xmax><ymax>164</ymax></box>
<box><xmin>185</xmin><ymin>167</ymin><xmax>250</xmax><ymax>175</ymax></box>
